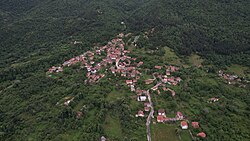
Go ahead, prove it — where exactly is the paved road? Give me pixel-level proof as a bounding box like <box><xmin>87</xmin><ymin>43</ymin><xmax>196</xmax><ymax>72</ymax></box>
<box><xmin>146</xmin><ymin>90</ymin><xmax>154</xmax><ymax>141</ymax></box>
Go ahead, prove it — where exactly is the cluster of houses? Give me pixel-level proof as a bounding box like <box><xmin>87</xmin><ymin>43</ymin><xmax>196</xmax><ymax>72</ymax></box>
<box><xmin>155</xmin><ymin>109</ymin><xmax>206</xmax><ymax>138</ymax></box>
<box><xmin>48</xmin><ymin>32</ymin><xmax>207</xmax><ymax>139</ymax></box>
<box><xmin>144</xmin><ymin>65</ymin><xmax>181</xmax><ymax>96</ymax></box>
<box><xmin>48</xmin><ymin>33</ymin><xmax>143</xmax><ymax>84</ymax></box>
<box><xmin>218</xmin><ymin>70</ymin><xmax>247</xmax><ymax>87</ymax></box>
<box><xmin>181</xmin><ymin>121</ymin><xmax>206</xmax><ymax>138</ymax></box>
<box><xmin>156</xmin><ymin>110</ymin><xmax>184</xmax><ymax>122</ymax></box>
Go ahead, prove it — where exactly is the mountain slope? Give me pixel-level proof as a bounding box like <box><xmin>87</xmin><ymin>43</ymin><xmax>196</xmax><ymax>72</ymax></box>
<box><xmin>0</xmin><ymin>0</ymin><xmax>249</xmax><ymax>141</ymax></box>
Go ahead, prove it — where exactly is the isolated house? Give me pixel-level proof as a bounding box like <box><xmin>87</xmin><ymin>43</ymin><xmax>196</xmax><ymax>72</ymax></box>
<box><xmin>208</xmin><ymin>98</ymin><xmax>219</xmax><ymax>103</ymax></box>
<box><xmin>181</xmin><ymin>121</ymin><xmax>188</xmax><ymax>129</ymax></box>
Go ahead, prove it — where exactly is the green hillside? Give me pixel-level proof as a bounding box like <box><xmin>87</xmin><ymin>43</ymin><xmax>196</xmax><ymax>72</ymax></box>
<box><xmin>0</xmin><ymin>0</ymin><xmax>249</xmax><ymax>141</ymax></box>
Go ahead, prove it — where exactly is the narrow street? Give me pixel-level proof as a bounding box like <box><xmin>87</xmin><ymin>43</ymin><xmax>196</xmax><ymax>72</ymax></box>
<box><xmin>146</xmin><ymin>90</ymin><xmax>154</xmax><ymax>141</ymax></box>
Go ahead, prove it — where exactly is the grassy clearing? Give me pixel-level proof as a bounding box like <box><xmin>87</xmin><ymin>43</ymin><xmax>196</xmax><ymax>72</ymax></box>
<box><xmin>197</xmin><ymin>76</ymin><xmax>219</xmax><ymax>87</ymax></box>
<box><xmin>188</xmin><ymin>54</ymin><xmax>203</xmax><ymax>67</ymax></box>
<box><xmin>162</xmin><ymin>47</ymin><xmax>183</xmax><ymax>66</ymax></box>
<box><xmin>227</xmin><ymin>64</ymin><xmax>249</xmax><ymax>77</ymax></box>
<box><xmin>152</xmin><ymin>124</ymin><xmax>180</xmax><ymax>141</ymax></box>
<box><xmin>106</xmin><ymin>90</ymin><xmax>127</xmax><ymax>101</ymax></box>
<box><xmin>103</xmin><ymin>114</ymin><xmax>123</xmax><ymax>139</ymax></box>
<box><xmin>180</xmin><ymin>130</ymin><xmax>192</xmax><ymax>141</ymax></box>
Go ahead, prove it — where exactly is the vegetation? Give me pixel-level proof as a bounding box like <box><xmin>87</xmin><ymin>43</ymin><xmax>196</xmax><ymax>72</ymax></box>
<box><xmin>0</xmin><ymin>0</ymin><xmax>249</xmax><ymax>141</ymax></box>
<box><xmin>152</xmin><ymin>124</ymin><xmax>179</xmax><ymax>141</ymax></box>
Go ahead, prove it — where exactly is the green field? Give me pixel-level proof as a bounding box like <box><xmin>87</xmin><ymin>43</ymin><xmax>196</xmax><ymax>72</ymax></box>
<box><xmin>103</xmin><ymin>114</ymin><xmax>123</xmax><ymax>140</ymax></box>
<box><xmin>162</xmin><ymin>47</ymin><xmax>183</xmax><ymax>66</ymax></box>
<box><xmin>180</xmin><ymin>130</ymin><xmax>192</xmax><ymax>141</ymax></box>
<box><xmin>152</xmin><ymin>124</ymin><xmax>180</xmax><ymax>141</ymax></box>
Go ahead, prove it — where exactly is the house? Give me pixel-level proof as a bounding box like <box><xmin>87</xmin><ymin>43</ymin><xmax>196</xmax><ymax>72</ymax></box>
<box><xmin>137</xmin><ymin>110</ymin><xmax>145</xmax><ymax>117</ymax></box>
<box><xmin>133</xmin><ymin>79</ymin><xmax>137</xmax><ymax>83</ymax></box>
<box><xmin>137</xmin><ymin>61</ymin><xmax>144</xmax><ymax>67</ymax></box>
<box><xmin>176</xmin><ymin>112</ymin><xmax>184</xmax><ymax>120</ymax></box>
<box><xmin>131</xmin><ymin>70</ymin><xmax>137</xmax><ymax>77</ymax></box>
<box><xmin>151</xmin><ymin>86</ymin><xmax>158</xmax><ymax>91</ymax></box>
<box><xmin>176</xmin><ymin>77</ymin><xmax>181</xmax><ymax>82</ymax></box>
<box><xmin>171</xmin><ymin>91</ymin><xmax>176</xmax><ymax>96</ymax></box>
<box><xmin>131</xmin><ymin>85</ymin><xmax>135</xmax><ymax>92</ymax></box>
<box><xmin>137</xmin><ymin>96</ymin><xmax>147</xmax><ymax>102</ymax></box>
<box><xmin>197</xmin><ymin>132</ymin><xmax>206</xmax><ymax>138</ymax></box>
<box><xmin>192</xmin><ymin>122</ymin><xmax>199</xmax><ymax>128</ymax></box>
<box><xmin>157</xmin><ymin>90</ymin><xmax>161</xmax><ymax>95</ymax></box>
<box><xmin>144</xmin><ymin>102</ymin><xmax>151</xmax><ymax>107</ymax></box>
<box><xmin>145</xmin><ymin>79</ymin><xmax>154</xmax><ymax>84</ymax></box>
<box><xmin>144</xmin><ymin>107</ymin><xmax>150</xmax><ymax>112</ymax></box>
<box><xmin>157</xmin><ymin>115</ymin><xmax>165</xmax><ymax>122</ymax></box>
<box><xmin>56</xmin><ymin>67</ymin><xmax>63</xmax><ymax>73</ymax></box>
<box><xmin>76</xmin><ymin>111</ymin><xmax>83</xmax><ymax>119</ymax></box>
<box><xmin>136</xmin><ymin>89</ymin><xmax>143</xmax><ymax>95</ymax></box>
<box><xmin>181</xmin><ymin>121</ymin><xmax>188</xmax><ymax>129</ymax></box>
<box><xmin>158</xmin><ymin>109</ymin><xmax>166</xmax><ymax>116</ymax></box>
<box><xmin>155</xmin><ymin>66</ymin><xmax>162</xmax><ymax>69</ymax></box>
<box><xmin>166</xmin><ymin>71</ymin><xmax>171</xmax><ymax>76</ymax></box>
<box><xmin>100</xmin><ymin>136</ymin><xmax>106</xmax><ymax>141</ymax></box>
<box><xmin>170</xmin><ymin>66</ymin><xmax>179</xmax><ymax>72</ymax></box>
<box><xmin>118</xmin><ymin>33</ymin><xmax>124</xmax><ymax>38</ymax></box>
<box><xmin>208</xmin><ymin>98</ymin><xmax>219</xmax><ymax>103</ymax></box>
<box><xmin>126</xmin><ymin>80</ymin><xmax>133</xmax><ymax>85</ymax></box>
<box><xmin>64</xmin><ymin>100</ymin><xmax>71</xmax><ymax>106</ymax></box>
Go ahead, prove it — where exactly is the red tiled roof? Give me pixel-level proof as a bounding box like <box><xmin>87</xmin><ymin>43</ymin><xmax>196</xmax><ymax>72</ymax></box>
<box><xmin>144</xmin><ymin>107</ymin><xmax>150</xmax><ymax>111</ymax></box>
<box><xmin>155</xmin><ymin>66</ymin><xmax>162</xmax><ymax>69</ymax></box>
<box><xmin>181</xmin><ymin>121</ymin><xmax>188</xmax><ymax>127</ymax></box>
<box><xmin>192</xmin><ymin>122</ymin><xmax>199</xmax><ymax>128</ymax></box>
<box><xmin>177</xmin><ymin>111</ymin><xmax>183</xmax><ymax>117</ymax></box>
<box><xmin>126</xmin><ymin>80</ymin><xmax>133</xmax><ymax>84</ymax></box>
<box><xmin>197</xmin><ymin>132</ymin><xmax>206</xmax><ymax>138</ymax></box>
<box><xmin>138</xmin><ymin>110</ymin><xmax>144</xmax><ymax>116</ymax></box>
<box><xmin>144</xmin><ymin>102</ymin><xmax>150</xmax><ymax>107</ymax></box>
<box><xmin>157</xmin><ymin>115</ymin><xmax>165</xmax><ymax>122</ymax></box>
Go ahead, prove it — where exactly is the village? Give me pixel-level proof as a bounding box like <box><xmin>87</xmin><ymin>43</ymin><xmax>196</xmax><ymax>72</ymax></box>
<box><xmin>218</xmin><ymin>70</ymin><xmax>248</xmax><ymax>88</ymax></box>
<box><xmin>48</xmin><ymin>33</ymin><xmax>207</xmax><ymax>141</ymax></box>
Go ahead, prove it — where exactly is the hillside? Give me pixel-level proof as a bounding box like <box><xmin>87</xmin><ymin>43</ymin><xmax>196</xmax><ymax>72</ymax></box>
<box><xmin>0</xmin><ymin>0</ymin><xmax>249</xmax><ymax>141</ymax></box>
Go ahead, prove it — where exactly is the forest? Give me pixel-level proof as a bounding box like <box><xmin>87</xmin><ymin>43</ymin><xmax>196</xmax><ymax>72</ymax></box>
<box><xmin>0</xmin><ymin>0</ymin><xmax>249</xmax><ymax>141</ymax></box>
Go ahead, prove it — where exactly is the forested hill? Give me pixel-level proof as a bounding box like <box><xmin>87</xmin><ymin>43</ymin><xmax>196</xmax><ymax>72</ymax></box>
<box><xmin>1</xmin><ymin>0</ymin><xmax>249</xmax><ymax>67</ymax></box>
<box><xmin>0</xmin><ymin>0</ymin><xmax>249</xmax><ymax>141</ymax></box>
